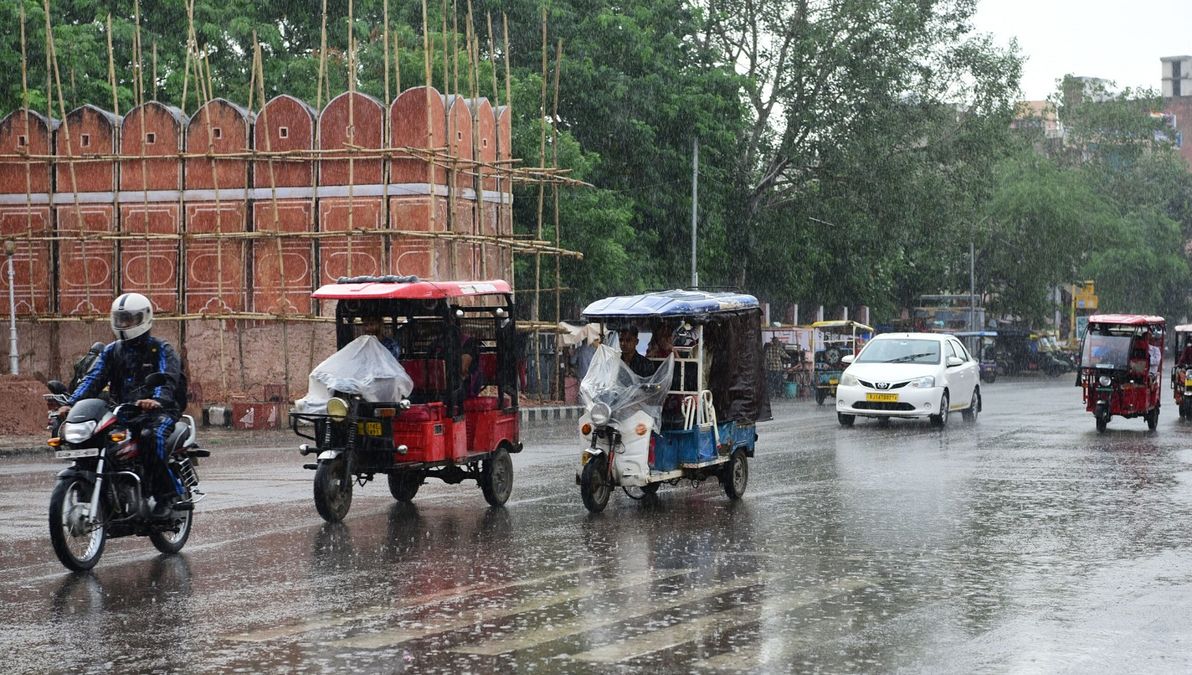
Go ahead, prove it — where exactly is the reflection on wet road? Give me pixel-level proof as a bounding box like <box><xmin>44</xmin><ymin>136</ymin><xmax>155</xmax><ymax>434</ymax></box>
<box><xmin>3</xmin><ymin>378</ymin><xmax>1192</xmax><ymax>672</ymax></box>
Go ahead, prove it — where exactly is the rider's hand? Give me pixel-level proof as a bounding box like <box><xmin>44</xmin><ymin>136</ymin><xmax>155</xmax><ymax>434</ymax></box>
<box><xmin>55</xmin><ymin>405</ymin><xmax>70</xmax><ymax>417</ymax></box>
<box><xmin>136</xmin><ymin>398</ymin><xmax>162</xmax><ymax>411</ymax></box>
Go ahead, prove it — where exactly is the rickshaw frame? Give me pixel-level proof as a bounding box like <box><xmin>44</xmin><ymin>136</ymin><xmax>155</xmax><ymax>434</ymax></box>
<box><xmin>289</xmin><ymin>276</ymin><xmax>522</xmax><ymax>521</ymax></box>
<box><xmin>810</xmin><ymin>320</ymin><xmax>874</xmax><ymax>405</ymax></box>
<box><xmin>1078</xmin><ymin>313</ymin><xmax>1165</xmax><ymax>433</ymax></box>
<box><xmin>1171</xmin><ymin>324</ymin><xmax>1192</xmax><ymax>419</ymax></box>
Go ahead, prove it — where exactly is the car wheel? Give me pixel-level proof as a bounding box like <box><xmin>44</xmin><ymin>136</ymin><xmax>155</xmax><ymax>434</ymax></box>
<box><xmin>930</xmin><ymin>391</ymin><xmax>949</xmax><ymax>428</ymax></box>
<box><xmin>837</xmin><ymin>412</ymin><xmax>855</xmax><ymax>427</ymax></box>
<box><xmin>961</xmin><ymin>387</ymin><xmax>980</xmax><ymax>422</ymax></box>
<box><xmin>876</xmin><ymin>416</ymin><xmax>891</xmax><ymax>428</ymax></box>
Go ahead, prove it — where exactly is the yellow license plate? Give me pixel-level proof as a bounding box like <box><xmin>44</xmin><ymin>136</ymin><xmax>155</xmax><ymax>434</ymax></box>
<box><xmin>357</xmin><ymin>421</ymin><xmax>383</xmax><ymax>437</ymax></box>
<box><xmin>865</xmin><ymin>393</ymin><xmax>899</xmax><ymax>402</ymax></box>
<box><xmin>828</xmin><ymin>378</ymin><xmax>839</xmax><ymax>385</ymax></box>
<box><xmin>1185</xmin><ymin>379</ymin><xmax>1192</xmax><ymax>387</ymax></box>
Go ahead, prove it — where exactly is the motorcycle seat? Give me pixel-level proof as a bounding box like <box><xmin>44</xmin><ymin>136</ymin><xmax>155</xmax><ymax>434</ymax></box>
<box><xmin>167</xmin><ymin>420</ymin><xmax>191</xmax><ymax>453</ymax></box>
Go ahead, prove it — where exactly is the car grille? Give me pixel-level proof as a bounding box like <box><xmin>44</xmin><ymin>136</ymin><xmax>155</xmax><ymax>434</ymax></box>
<box><xmin>857</xmin><ymin>379</ymin><xmax>909</xmax><ymax>390</ymax></box>
<box><xmin>852</xmin><ymin>401</ymin><xmax>916</xmax><ymax>411</ymax></box>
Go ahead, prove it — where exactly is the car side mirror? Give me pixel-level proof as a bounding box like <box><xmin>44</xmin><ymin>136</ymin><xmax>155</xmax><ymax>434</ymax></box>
<box><xmin>946</xmin><ymin>356</ymin><xmax>964</xmax><ymax>368</ymax></box>
<box><xmin>841</xmin><ymin>354</ymin><xmax>855</xmax><ymax>365</ymax></box>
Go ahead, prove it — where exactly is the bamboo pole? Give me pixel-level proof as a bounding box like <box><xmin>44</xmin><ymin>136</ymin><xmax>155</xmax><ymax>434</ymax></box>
<box><xmin>551</xmin><ymin>38</ymin><xmax>563</xmax><ymax>400</ymax></box>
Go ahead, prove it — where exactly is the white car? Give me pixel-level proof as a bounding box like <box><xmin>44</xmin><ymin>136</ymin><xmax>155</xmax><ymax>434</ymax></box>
<box><xmin>834</xmin><ymin>332</ymin><xmax>981</xmax><ymax>427</ymax></box>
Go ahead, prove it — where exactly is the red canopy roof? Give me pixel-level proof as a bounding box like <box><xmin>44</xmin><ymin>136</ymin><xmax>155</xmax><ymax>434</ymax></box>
<box><xmin>312</xmin><ymin>279</ymin><xmax>511</xmax><ymax>300</ymax></box>
<box><xmin>1088</xmin><ymin>314</ymin><xmax>1166</xmax><ymax>326</ymax></box>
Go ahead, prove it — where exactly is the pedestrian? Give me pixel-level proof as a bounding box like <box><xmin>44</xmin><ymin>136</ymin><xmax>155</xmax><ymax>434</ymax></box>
<box><xmin>763</xmin><ymin>336</ymin><xmax>789</xmax><ymax>396</ymax></box>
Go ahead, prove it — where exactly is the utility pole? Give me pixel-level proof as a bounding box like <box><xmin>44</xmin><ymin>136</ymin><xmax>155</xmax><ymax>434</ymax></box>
<box><xmin>690</xmin><ymin>137</ymin><xmax>699</xmax><ymax>289</ymax></box>
<box><xmin>969</xmin><ymin>241</ymin><xmax>976</xmax><ymax>332</ymax></box>
<box><xmin>5</xmin><ymin>240</ymin><xmax>18</xmax><ymax>374</ymax></box>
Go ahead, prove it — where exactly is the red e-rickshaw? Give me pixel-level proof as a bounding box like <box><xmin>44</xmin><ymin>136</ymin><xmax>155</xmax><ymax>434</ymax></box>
<box><xmin>290</xmin><ymin>276</ymin><xmax>522</xmax><ymax>522</ymax></box>
<box><xmin>1078</xmin><ymin>314</ymin><xmax>1165</xmax><ymax>433</ymax></box>
<box><xmin>1172</xmin><ymin>324</ymin><xmax>1192</xmax><ymax>418</ymax></box>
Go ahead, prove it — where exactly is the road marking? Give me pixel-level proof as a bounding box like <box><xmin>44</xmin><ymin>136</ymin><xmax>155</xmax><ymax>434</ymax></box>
<box><xmin>227</xmin><ymin>565</ymin><xmax>599</xmax><ymax>643</ymax></box>
<box><xmin>569</xmin><ymin>577</ymin><xmax>873</xmax><ymax>664</ymax></box>
<box><xmin>452</xmin><ymin>572</ymin><xmax>769</xmax><ymax>656</ymax></box>
<box><xmin>330</xmin><ymin>568</ymin><xmax>690</xmax><ymax>650</ymax></box>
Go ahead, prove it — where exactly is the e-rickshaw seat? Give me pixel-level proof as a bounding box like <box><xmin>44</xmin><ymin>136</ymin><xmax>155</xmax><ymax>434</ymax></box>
<box><xmin>464</xmin><ymin>396</ymin><xmax>499</xmax><ymax>412</ymax></box>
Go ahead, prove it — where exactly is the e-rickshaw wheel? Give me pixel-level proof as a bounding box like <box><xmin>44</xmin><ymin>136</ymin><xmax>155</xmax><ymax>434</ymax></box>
<box><xmin>815</xmin><ymin>388</ymin><xmax>827</xmax><ymax>406</ymax></box>
<box><xmin>1146</xmin><ymin>407</ymin><xmax>1159</xmax><ymax>431</ymax></box>
<box><xmin>313</xmin><ymin>458</ymin><xmax>353</xmax><ymax>523</ymax></box>
<box><xmin>387</xmin><ymin>470</ymin><xmax>422</xmax><ymax>502</ymax></box>
<box><xmin>580</xmin><ymin>455</ymin><xmax>612</xmax><ymax>513</ymax></box>
<box><xmin>640</xmin><ymin>482</ymin><xmax>660</xmax><ymax>495</ymax></box>
<box><xmin>721</xmin><ymin>450</ymin><xmax>749</xmax><ymax>500</ymax></box>
<box><xmin>1095</xmin><ymin>411</ymin><xmax>1108</xmax><ymax>433</ymax></box>
<box><xmin>480</xmin><ymin>448</ymin><xmax>514</xmax><ymax>507</ymax></box>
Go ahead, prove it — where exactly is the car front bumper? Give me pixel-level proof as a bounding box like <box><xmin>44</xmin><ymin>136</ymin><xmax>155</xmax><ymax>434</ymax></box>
<box><xmin>835</xmin><ymin>384</ymin><xmax>942</xmax><ymax>418</ymax></box>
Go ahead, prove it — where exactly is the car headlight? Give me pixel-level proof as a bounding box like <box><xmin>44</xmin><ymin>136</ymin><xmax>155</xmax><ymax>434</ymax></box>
<box><xmin>61</xmin><ymin>420</ymin><xmax>97</xmax><ymax>444</ymax></box>
<box><xmin>1098</xmin><ymin>375</ymin><xmax>1112</xmax><ymax>387</ymax></box>
<box><xmin>590</xmin><ymin>402</ymin><xmax>611</xmax><ymax>427</ymax></box>
<box><xmin>326</xmin><ymin>397</ymin><xmax>349</xmax><ymax>421</ymax></box>
<box><xmin>910</xmin><ymin>376</ymin><xmax>935</xmax><ymax>388</ymax></box>
<box><xmin>840</xmin><ymin>372</ymin><xmax>858</xmax><ymax>387</ymax></box>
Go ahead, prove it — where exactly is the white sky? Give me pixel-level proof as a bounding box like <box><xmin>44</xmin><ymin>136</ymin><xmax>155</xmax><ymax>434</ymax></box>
<box><xmin>973</xmin><ymin>0</ymin><xmax>1192</xmax><ymax>101</ymax></box>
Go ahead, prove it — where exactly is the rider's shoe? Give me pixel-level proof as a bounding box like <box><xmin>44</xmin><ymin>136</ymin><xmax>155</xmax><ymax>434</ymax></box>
<box><xmin>149</xmin><ymin>494</ymin><xmax>179</xmax><ymax>520</ymax></box>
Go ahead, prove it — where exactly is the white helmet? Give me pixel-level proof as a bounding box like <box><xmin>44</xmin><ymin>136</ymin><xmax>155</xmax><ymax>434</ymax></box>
<box><xmin>110</xmin><ymin>293</ymin><xmax>153</xmax><ymax>340</ymax></box>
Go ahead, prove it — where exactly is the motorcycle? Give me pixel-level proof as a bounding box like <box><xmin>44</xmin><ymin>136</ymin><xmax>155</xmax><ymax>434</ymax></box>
<box><xmin>47</xmin><ymin>372</ymin><xmax>208</xmax><ymax>571</ymax></box>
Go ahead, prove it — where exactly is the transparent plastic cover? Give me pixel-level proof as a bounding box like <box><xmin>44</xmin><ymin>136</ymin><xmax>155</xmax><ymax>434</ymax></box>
<box><xmin>579</xmin><ymin>344</ymin><xmax>674</xmax><ymax>428</ymax></box>
<box><xmin>295</xmin><ymin>336</ymin><xmax>415</xmax><ymax>414</ymax></box>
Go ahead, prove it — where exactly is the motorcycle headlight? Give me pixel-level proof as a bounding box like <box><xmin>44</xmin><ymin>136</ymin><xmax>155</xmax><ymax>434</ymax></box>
<box><xmin>911</xmin><ymin>376</ymin><xmax>935</xmax><ymax>388</ymax></box>
<box><xmin>590</xmin><ymin>402</ymin><xmax>611</xmax><ymax>427</ymax></box>
<box><xmin>1098</xmin><ymin>375</ymin><xmax>1112</xmax><ymax>387</ymax></box>
<box><xmin>61</xmin><ymin>420</ymin><xmax>97</xmax><ymax>444</ymax></box>
<box><xmin>326</xmin><ymin>397</ymin><xmax>349</xmax><ymax>421</ymax></box>
<box><xmin>840</xmin><ymin>372</ymin><xmax>858</xmax><ymax>387</ymax></box>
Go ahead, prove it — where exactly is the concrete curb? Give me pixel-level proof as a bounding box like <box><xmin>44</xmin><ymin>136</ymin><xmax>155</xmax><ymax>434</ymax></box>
<box><xmin>519</xmin><ymin>405</ymin><xmax>584</xmax><ymax>424</ymax></box>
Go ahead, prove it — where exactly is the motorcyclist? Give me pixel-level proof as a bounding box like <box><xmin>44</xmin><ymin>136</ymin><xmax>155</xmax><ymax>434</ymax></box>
<box><xmin>57</xmin><ymin>293</ymin><xmax>184</xmax><ymax>518</ymax></box>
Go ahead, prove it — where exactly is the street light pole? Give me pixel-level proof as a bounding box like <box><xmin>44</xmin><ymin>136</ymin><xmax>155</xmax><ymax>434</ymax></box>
<box><xmin>5</xmin><ymin>240</ymin><xmax>18</xmax><ymax>375</ymax></box>
<box><xmin>969</xmin><ymin>241</ymin><xmax>976</xmax><ymax>332</ymax></box>
<box><xmin>690</xmin><ymin>137</ymin><xmax>699</xmax><ymax>289</ymax></box>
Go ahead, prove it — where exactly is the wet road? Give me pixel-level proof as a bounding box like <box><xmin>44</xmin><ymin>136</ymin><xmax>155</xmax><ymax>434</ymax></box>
<box><xmin>4</xmin><ymin>378</ymin><xmax>1192</xmax><ymax>673</ymax></box>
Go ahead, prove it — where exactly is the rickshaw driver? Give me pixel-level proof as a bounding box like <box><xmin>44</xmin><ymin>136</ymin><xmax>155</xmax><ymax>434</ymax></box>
<box><xmin>359</xmin><ymin>316</ymin><xmax>401</xmax><ymax>360</ymax></box>
<box><xmin>618</xmin><ymin>326</ymin><xmax>657</xmax><ymax>377</ymax></box>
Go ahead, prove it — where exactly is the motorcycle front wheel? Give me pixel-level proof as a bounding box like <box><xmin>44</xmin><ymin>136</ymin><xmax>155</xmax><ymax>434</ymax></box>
<box><xmin>580</xmin><ymin>455</ymin><xmax>612</xmax><ymax>513</ymax></box>
<box><xmin>314</xmin><ymin>458</ymin><xmax>353</xmax><ymax>523</ymax></box>
<box><xmin>49</xmin><ymin>477</ymin><xmax>107</xmax><ymax>571</ymax></box>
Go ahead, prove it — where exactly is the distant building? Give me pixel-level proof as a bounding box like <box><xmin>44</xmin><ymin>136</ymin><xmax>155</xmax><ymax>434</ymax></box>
<box><xmin>1161</xmin><ymin>56</ymin><xmax>1192</xmax><ymax>165</ymax></box>
<box><xmin>1011</xmin><ymin>100</ymin><xmax>1063</xmax><ymax>139</ymax></box>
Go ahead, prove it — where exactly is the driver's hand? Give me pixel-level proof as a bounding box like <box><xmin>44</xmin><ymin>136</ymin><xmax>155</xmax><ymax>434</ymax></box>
<box><xmin>136</xmin><ymin>398</ymin><xmax>162</xmax><ymax>411</ymax></box>
<box><xmin>55</xmin><ymin>405</ymin><xmax>70</xmax><ymax>417</ymax></box>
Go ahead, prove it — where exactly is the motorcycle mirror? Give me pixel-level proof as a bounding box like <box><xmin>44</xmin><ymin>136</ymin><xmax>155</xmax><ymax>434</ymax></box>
<box><xmin>46</xmin><ymin>379</ymin><xmax>68</xmax><ymax>395</ymax></box>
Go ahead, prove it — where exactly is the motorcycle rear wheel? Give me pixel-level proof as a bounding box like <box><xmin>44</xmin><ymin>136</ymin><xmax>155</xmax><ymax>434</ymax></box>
<box><xmin>49</xmin><ymin>477</ymin><xmax>107</xmax><ymax>571</ymax></box>
<box><xmin>314</xmin><ymin>458</ymin><xmax>353</xmax><ymax>523</ymax></box>
<box><xmin>149</xmin><ymin>507</ymin><xmax>193</xmax><ymax>554</ymax></box>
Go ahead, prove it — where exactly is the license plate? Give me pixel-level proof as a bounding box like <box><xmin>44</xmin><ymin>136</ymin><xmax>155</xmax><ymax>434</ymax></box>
<box><xmin>828</xmin><ymin>378</ymin><xmax>839</xmax><ymax>385</ymax></box>
<box><xmin>55</xmin><ymin>448</ymin><xmax>99</xmax><ymax>459</ymax></box>
<box><xmin>865</xmin><ymin>393</ymin><xmax>899</xmax><ymax>402</ymax></box>
<box><xmin>357</xmin><ymin>421</ymin><xmax>383</xmax><ymax>437</ymax></box>
<box><xmin>1185</xmin><ymin>379</ymin><xmax>1192</xmax><ymax>387</ymax></box>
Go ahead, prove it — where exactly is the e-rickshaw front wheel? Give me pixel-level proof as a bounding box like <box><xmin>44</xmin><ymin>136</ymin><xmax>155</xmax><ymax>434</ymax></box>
<box><xmin>387</xmin><ymin>470</ymin><xmax>422</xmax><ymax>502</ymax></box>
<box><xmin>580</xmin><ymin>455</ymin><xmax>612</xmax><ymax>513</ymax></box>
<box><xmin>313</xmin><ymin>458</ymin><xmax>353</xmax><ymax>523</ymax></box>
<box><xmin>721</xmin><ymin>450</ymin><xmax>749</xmax><ymax>500</ymax></box>
<box><xmin>815</xmin><ymin>388</ymin><xmax>828</xmax><ymax>406</ymax></box>
<box><xmin>480</xmin><ymin>448</ymin><xmax>514</xmax><ymax>507</ymax></box>
<box><xmin>1146</xmin><ymin>407</ymin><xmax>1159</xmax><ymax>431</ymax></box>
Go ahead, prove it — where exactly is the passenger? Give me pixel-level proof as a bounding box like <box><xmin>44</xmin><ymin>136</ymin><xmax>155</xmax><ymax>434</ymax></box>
<box><xmin>360</xmin><ymin>316</ymin><xmax>401</xmax><ymax>360</ymax></box>
<box><xmin>647</xmin><ymin>323</ymin><xmax>674</xmax><ymax>358</ymax></box>
<box><xmin>618</xmin><ymin>326</ymin><xmax>657</xmax><ymax>377</ymax></box>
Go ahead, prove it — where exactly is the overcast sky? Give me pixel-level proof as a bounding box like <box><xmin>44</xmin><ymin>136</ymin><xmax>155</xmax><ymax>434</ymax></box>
<box><xmin>973</xmin><ymin>0</ymin><xmax>1192</xmax><ymax>101</ymax></box>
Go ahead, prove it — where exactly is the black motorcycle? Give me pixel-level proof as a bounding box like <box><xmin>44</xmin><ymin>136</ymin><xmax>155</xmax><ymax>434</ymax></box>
<box><xmin>47</xmin><ymin>373</ymin><xmax>208</xmax><ymax>571</ymax></box>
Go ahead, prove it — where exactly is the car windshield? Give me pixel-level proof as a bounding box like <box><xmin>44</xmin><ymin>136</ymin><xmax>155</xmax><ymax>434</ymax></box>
<box><xmin>855</xmin><ymin>339</ymin><xmax>941</xmax><ymax>364</ymax></box>
<box><xmin>1081</xmin><ymin>334</ymin><xmax>1132</xmax><ymax>370</ymax></box>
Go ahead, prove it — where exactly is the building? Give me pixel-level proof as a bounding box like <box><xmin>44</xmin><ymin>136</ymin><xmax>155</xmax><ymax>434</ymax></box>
<box><xmin>1161</xmin><ymin>56</ymin><xmax>1192</xmax><ymax>166</ymax></box>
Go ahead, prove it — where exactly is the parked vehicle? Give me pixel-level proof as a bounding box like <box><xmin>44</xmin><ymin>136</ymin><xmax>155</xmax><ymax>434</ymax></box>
<box><xmin>811</xmin><ymin>320</ymin><xmax>874</xmax><ymax>405</ymax></box>
<box><xmin>290</xmin><ymin>277</ymin><xmax>522</xmax><ymax>522</ymax></box>
<box><xmin>574</xmin><ymin>289</ymin><xmax>769</xmax><ymax>513</ymax></box>
<box><xmin>46</xmin><ymin>372</ymin><xmax>206</xmax><ymax>571</ymax></box>
<box><xmin>990</xmin><ymin>328</ymin><xmax>1070</xmax><ymax>377</ymax></box>
<box><xmin>1078</xmin><ymin>314</ymin><xmax>1165</xmax><ymax>433</ymax></box>
<box><xmin>835</xmin><ymin>332</ymin><xmax>980</xmax><ymax>427</ymax></box>
<box><xmin>955</xmin><ymin>331</ymin><xmax>998</xmax><ymax>383</ymax></box>
<box><xmin>1173</xmin><ymin>324</ymin><xmax>1192</xmax><ymax>419</ymax></box>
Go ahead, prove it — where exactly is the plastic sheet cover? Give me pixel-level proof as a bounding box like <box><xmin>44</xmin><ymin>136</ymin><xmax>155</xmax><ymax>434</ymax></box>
<box><xmin>295</xmin><ymin>336</ymin><xmax>415</xmax><ymax>414</ymax></box>
<box><xmin>579</xmin><ymin>345</ymin><xmax>674</xmax><ymax>428</ymax></box>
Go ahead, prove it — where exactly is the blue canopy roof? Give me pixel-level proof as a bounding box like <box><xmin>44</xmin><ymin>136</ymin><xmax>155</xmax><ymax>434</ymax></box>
<box><xmin>955</xmin><ymin>331</ymin><xmax>998</xmax><ymax>337</ymax></box>
<box><xmin>582</xmin><ymin>289</ymin><xmax>760</xmax><ymax>319</ymax></box>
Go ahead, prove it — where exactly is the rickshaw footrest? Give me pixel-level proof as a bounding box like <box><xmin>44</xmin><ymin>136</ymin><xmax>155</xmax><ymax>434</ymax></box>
<box><xmin>303</xmin><ymin>463</ymin><xmax>318</xmax><ymax>470</ymax></box>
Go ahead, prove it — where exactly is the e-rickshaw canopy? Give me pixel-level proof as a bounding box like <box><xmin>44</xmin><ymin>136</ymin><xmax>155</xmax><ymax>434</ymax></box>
<box><xmin>810</xmin><ymin>320</ymin><xmax>875</xmax><ymax>334</ymax></box>
<box><xmin>1088</xmin><ymin>314</ymin><xmax>1165</xmax><ymax>327</ymax></box>
<box><xmin>312</xmin><ymin>276</ymin><xmax>511</xmax><ymax>300</ymax></box>
<box><xmin>1174</xmin><ymin>324</ymin><xmax>1192</xmax><ymax>333</ymax></box>
<box><xmin>581</xmin><ymin>289</ymin><xmax>769</xmax><ymax>423</ymax></box>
